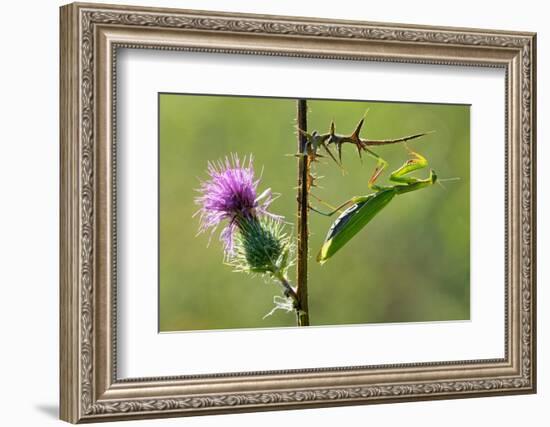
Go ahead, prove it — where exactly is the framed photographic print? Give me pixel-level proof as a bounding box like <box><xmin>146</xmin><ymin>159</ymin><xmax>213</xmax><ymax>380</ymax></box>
<box><xmin>60</xmin><ymin>2</ymin><xmax>537</xmax><ymax>423</ymax></box>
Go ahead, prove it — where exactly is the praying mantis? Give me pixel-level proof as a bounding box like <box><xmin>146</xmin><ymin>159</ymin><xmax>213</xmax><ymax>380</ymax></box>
<box><xmin>298</xmin><ymin>114</ymin><xmax>438</xmax><ymax>264</ymax></box>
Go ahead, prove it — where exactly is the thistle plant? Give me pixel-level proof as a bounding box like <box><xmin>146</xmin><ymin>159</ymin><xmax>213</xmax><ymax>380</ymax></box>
<box><xmin>194</xmin><ymin>154</ymin><xmax>306</xmax><ymax>325</ymax></box>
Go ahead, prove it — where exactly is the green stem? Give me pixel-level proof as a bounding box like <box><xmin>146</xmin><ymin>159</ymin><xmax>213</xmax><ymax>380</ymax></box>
<box><xmin>273</xmin><ymin>270</ymin><xmax>298</xmax><ymax>302</ymax></box>
<box><xmin>273</xmin><ymin>272</ymin><xmax>308</xmax><ymax>327</ymax></box>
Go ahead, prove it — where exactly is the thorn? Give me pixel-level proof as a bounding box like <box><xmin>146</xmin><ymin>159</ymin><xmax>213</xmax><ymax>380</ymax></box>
<box><xmin>351</xmin><ymin>117</ymin><xmax>364</xmax><ymax>142</ymax></box>
<box><xmin>320</xmin><ymin>141</ymin><xmax>341</xmax><ymax>169</ymax></box>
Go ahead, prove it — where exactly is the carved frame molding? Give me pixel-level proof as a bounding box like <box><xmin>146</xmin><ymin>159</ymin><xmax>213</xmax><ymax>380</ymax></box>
<box><xmin>60</xmin><ymin>2</ymin><xmax>536</xmax><ymax>423</ymax></box>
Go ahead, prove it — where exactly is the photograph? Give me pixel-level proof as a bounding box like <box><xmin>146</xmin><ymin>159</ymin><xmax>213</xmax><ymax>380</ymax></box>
<box><xmin>57</xmin><ymin>2</ymin><xmax>536</xmax><ymax>422</ymax></box>
<box><xmin>159</xmin><ymin>94</ymin><xmax>470</xmax><ymax>332</ymax></box>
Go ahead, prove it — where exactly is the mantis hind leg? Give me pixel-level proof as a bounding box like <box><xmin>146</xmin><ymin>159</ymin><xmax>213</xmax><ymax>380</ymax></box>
<box><xmin>308</xmin><ymin>193</ymin><xmax>370</xmax><ymax>217</ymax></box>
<box><xmin>308</xmin><ymin>193</ymin><xmax>354</xmax><ymax>217</ymax></box>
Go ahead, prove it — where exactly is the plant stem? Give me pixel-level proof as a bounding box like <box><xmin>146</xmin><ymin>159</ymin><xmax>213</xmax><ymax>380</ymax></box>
<box><xmin>296</xmin><ymin>99</ymin><xmax>310</xmax><ymax>326</ymax></box>
<box><xmin>274</xmin><ymin>271</ymin><xmax>299</xmax><ymax>303</ymax></box>
<box><xmin>281</xmin><ymin>275</ymin><xmax>308</xmax><ymax>327</ymax></box>
<box><xmin>271</xmin><ymin>267</ymin><xmax>307</xmax><ymax>326</ymax></box>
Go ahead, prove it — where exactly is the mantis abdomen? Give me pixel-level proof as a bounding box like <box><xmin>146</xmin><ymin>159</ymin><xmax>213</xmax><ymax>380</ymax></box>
<box><xmin>317</xmin><ymin>189</ymin><xmax>396</xmax><ymax>264</ymax></box>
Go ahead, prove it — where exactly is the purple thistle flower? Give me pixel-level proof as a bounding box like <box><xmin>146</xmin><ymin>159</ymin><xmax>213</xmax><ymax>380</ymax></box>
<box><xmin>195</xmin><ymin>154</ymin><xmax>281</xmax><ymax>255</ymax></box>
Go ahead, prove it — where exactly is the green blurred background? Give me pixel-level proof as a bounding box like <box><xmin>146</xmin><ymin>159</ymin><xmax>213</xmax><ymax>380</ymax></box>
<box><xmin>159</xmin><ymin>93</ymin><xmax>470</xmax><ymax>332</ymax></box>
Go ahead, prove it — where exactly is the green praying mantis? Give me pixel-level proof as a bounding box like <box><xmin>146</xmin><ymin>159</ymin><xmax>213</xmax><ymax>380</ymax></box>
<box><xmin>298</xmin><ymin>114</ymin><xmax>438</xmax><ymax>264</ymax></box>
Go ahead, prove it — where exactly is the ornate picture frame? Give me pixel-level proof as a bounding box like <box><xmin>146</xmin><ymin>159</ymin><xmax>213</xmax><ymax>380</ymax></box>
<box><xmin>60</xmin><ymin>2</ymin><xmax>536</xmax><ymax>423</ymax></box>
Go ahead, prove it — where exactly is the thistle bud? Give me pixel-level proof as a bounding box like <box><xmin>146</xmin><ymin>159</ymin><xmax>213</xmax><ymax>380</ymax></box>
<box><xmin>229</xmin><ymin>217</ymin><xmax>293</xmax><ymax>275</ymax></box>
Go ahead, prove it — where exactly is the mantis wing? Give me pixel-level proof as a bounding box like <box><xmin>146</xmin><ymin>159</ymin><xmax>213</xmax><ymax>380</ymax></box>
<box><xmin>317</xmin><ymin>189</ymin><xmax>395</xmax><ymax>264</ymax></box>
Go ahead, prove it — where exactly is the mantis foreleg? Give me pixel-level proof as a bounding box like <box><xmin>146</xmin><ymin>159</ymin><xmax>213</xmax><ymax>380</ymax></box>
<box><xmin>387</xmin><ymin>150</ymin><xmax>437</xmax><ymax>194</ymax></box>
